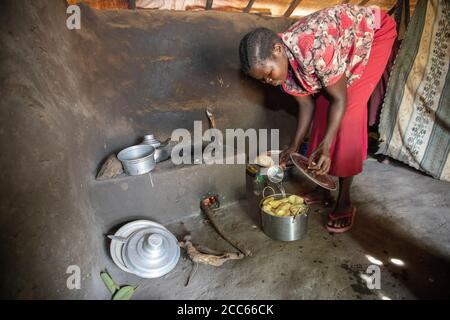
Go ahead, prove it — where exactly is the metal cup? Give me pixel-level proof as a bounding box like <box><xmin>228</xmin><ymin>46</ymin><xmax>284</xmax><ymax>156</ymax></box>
<box><xmin>267</xmin><ymin>165</ymin><xmax>284</xmax><ymax>183</ymax></box>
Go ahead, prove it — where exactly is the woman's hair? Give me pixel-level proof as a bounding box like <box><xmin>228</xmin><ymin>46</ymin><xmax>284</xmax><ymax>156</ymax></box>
<box><xmin>239</xmin><ymin>27</ymin><xmax>280</xmax><ymax>75</ymax></box>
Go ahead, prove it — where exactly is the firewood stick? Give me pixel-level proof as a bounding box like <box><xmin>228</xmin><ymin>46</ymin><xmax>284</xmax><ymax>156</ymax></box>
<box><xmin>179</xmin><ymin>236</ymin><xmax>244</xmax><ymax>267</ymax></box>
<box><xmin>201</xmin><ymin>204</ymin><xmax>252</xmax><ymax>257</ymax></box>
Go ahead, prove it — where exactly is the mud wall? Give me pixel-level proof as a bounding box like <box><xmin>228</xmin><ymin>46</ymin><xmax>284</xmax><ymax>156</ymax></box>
<box><xmin>0</xmin><ymin>0</ymin><xmax>297</xmax><ymax>298</ymax></box>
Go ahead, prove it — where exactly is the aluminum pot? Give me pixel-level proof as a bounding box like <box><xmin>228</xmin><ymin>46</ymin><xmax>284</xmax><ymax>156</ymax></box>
<box><xmin>142</xmin><ymin>134</ymin><xmax>161</xmax><ymax>148</ymax></box>
<box><xmin>141</xmin><ymin>135</ymin><xmax>174</xmax><ymax>163</ymax></box>
<box><xmin>117</xmin><ymin>144</ymin><xmax>155</xmax><ymax>176</ymax></box>
<box><xmin>109</xmin><ymin>220</ymin><xmax>180</xmax><ymax>279</ymax></box>
<box><xmin>259</xmin><ymin>189</ymin><xmax>309</xmax><ymax>242</ymax></box>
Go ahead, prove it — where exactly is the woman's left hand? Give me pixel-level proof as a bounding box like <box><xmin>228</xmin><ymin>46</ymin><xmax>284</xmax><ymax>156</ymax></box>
<box><xmin>308</xmin><ymin>141</ymin><xmax>332</xmax><ymax>175</ymax></box>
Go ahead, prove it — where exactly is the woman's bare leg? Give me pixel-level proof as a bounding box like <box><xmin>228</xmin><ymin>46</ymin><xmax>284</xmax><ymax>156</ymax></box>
<box><xmin>303</xmin><ymin>186</ymin><xmax>332</xmax><ymax>203</ymax></box>
<box><xmin>328</xmin><ymin>176</ymin><xmax>354</xmax><ymax>228</ymax></box>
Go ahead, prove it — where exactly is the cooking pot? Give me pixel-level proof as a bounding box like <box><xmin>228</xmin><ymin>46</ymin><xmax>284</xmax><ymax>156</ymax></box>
<box><xmin>117</xmin><ymin>144</ymin><xmax>155</xmax><ymax>176</ymax></box>
<box><xmin>259</xmin><ymin>187</ymin><xmax>309</xmax><ymax>241</ymax></box>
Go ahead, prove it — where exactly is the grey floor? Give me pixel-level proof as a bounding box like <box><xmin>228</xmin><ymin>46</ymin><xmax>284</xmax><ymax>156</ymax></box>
<box><xmin>105</xmin><ymin>158</ymin><xmax>450</xmax><ymax>300</ymax></box>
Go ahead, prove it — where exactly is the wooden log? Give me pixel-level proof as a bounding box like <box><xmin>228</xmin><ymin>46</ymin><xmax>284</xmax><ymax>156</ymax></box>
<box><xmin>186</xmin><ymin>5</ymin><xmax>271</xmax><ymax>15</ymax></box>
<box><xmin>283</xmin><ymin>0</ymin><xmax>302</xmax><ymax>18</ymax></box>
<box><xmin>179</xmin><ymin>236</ymin><xmax>244</xmax><ymax>267</ymax></box>
<box><xmin>200</xmin><ymin>195</ymin><xmax>252</xmax><ymax>256</ymax></box>
<box><xmin>205</xmin><ymin>0</ymin><xmax>214</xmax><ymax>10</ymax></box>
<box><xmin>67</xmin><ymin>0</ymin><xmax>129</xmax><ymax>9</ymax></box>
<box><xmin>243</xmin><ymin>0</ymin><xmax>256</xmax><ymax>13</ymax></box>
<box><xmin>388</xmin><ymin>4</ymin><xmax>397</xmax><ymax>15</ymax></box>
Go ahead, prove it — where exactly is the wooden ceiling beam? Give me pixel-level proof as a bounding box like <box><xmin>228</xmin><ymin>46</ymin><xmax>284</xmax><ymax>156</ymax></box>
<box><xmin>243</xmin><ymin>0</ymin><xmax>256</xmax><ymax>13</ymax></box>
<box><xmin>284</xmin><ymin>0</ymin><xmax>302</xmax><ymax>17</ymax></box>
<box><xmin>358</xmin><ymin>0</ymin><xmax>371</xmax><ymax>6</ymax></box>
<box><xmin>387</xmin><ymin>3</ymin><xmax>397</xmax><ymax>15</ymax></box>
<box><xmin>205</xmin><ymin>0</ymin><xmax>214</xmax><ymax>10</ymax></box>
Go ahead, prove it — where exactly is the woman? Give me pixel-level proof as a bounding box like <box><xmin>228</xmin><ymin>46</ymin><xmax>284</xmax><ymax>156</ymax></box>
<box><xmin>239</xmin><ymin>4</ymin><xmax>397</xmax><ymax>233</ymax></box>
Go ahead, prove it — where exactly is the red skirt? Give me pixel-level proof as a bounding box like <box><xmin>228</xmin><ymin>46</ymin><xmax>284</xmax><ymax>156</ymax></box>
<box><xmin>307</xmin><ymin>11</ymin><xmax>397</xmax><ymax>177</ymax></box>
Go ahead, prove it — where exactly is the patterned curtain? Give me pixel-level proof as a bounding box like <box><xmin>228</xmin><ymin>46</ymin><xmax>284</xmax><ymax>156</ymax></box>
<box><xmin>378</xmin><ymin>0</ymin><xmax>450</xmax><ymax>181</ymax></box>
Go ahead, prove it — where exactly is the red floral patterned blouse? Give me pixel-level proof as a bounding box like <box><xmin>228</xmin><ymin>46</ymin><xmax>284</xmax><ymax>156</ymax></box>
<box><xmin>280</xmin><ymin>4</ymin><xmax>377</xmax><ymax>96</ymax></box>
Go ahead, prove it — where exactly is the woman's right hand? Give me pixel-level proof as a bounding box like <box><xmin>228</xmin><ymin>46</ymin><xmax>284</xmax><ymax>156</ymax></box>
<box><xmin>279</xmin><ymin>146</ymin><xmax>297</xmax><ymax>169</ymax></box>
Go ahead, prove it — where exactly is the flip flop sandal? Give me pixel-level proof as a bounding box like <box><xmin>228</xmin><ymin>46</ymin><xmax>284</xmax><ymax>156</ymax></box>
<box><xmin>326</xmin><ymin>206</ymin><xmax>357</xmax><ymax>233</ymax></box>
<box><xmin>298</xmin><ymin>192</ymin><xmax>334</xmax><ymax>207</ymax></box>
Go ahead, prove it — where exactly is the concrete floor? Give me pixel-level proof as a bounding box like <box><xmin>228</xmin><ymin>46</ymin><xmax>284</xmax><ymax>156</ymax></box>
<box><xmin>104</xmin><ymin>158</ymin><xmax>450</xmax><ymax>300</ymax></box>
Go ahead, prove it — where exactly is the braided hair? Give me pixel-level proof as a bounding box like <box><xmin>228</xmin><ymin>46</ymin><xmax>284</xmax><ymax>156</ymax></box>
<box><xmin>239</xmin><ymin>27</ymin><xmax>280</xmax><ymax>75</ymax></box>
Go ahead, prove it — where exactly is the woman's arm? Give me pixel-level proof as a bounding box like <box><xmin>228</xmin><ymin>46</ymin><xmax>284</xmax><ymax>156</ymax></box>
<box><xmin>280</xmin><ymin>94</ymin><xmax>315</xmax><ymax>167</ymax></box>
<box><xmin>308</xmin><ymin>75</ymin><xmax>347</xmax><ymax>175</ymax></box>
<box><xmin>292</xmin><ymin>94</ymin><xmax>315</xmax><ymax>150</ymax></box>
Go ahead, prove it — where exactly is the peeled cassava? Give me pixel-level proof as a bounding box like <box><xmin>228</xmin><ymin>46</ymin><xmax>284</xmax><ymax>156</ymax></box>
<box><xmin>262</xmin><ymin>195</ymin><xmax>306</xmax><ymax>217</ymax></box>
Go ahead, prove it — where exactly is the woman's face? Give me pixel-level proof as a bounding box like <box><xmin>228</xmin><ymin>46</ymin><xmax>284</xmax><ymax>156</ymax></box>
<box><xmin>249</xmin><ymin>42</ymin><xmax>289</xmax><ymax>86</ymax></box>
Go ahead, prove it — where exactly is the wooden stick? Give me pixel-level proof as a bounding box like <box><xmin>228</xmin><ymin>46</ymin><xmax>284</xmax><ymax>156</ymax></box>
<box><xmin>185</xmin><ymin>262</ymin><xmax>198</xmax><ymax>287</ymax></box>
<box><xmin>201</xmin><ymin>199</ymin><xmax>252</xmax><ymax>256</ymax></box>
<box><xmin>243</xmin><ymin>0</ymin><xmax>256</xmax><ymax>13</ymax></box>
<box><xmin>284</xmin><ymin>0</ymin><xmax>302</xmax><ymax>17</ymax></box>
<box><xmin>387</xmin><ymin>4</ymin><xmax>397</xmax><ymax>15</ymax></box>
<box><xmin>358</xmin><ymin>0</ymin><xmax>370</xmax><ymax>6</ymax></box>
<box><xmin>205</xmin><ymin>0</ymin><xmax>213</xmax><ymax>10</ymax></box>
<box><xmin>179</xmin><ymin>236</ymin><xmax>244</xmax><ymax>267</ymax></box>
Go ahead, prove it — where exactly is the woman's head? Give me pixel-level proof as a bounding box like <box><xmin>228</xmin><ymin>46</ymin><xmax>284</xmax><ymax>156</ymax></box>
<box><xmin>239</xmin><ymin>28</ymin><xmax>289</xmax><ymax>86</ymax></box>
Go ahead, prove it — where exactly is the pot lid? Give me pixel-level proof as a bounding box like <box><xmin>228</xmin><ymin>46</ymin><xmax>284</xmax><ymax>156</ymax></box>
<box><xmin>122</xmin><ymin>225</ymin><xmax>180</xmax><ymax>279</ymax></box>
<box><xmin>110</xmin><ymin>220</ymin><xmax>180</xmax><ymax>279</ymax></box>
<box><xmin>290</xmin><ymin>152</ymin><xmax>337</xmax><ymax>190</ymax></box>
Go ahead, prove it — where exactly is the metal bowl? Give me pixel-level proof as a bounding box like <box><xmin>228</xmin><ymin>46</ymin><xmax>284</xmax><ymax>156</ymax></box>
<box><xmin>117</xmin><ymin>144</ymin><xmax>155</xmax><ymax>176</ymax></box>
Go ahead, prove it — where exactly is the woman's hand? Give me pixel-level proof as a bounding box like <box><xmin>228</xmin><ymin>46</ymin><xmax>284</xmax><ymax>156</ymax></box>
<box><xmin>279</xmin><ymin>146</ymin><xmax>297</xmax><ymax>169</ymax></box>
<box><xmin>308</xmin><ymin>140</ymin><xmax>331</xmax><ymax>175</ymax></box>
<box><xmin>306</xmin><ymin>75</ymin><xmax>346</xmax><ymax>176</ymax></box>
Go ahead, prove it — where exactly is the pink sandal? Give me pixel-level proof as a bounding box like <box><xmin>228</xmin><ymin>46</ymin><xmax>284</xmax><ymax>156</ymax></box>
<box><xmin>326</xmin><ymin>206</ymin><xmax>357</xmax><ymax>233</ymax></box>
<box><xmin>298</xmin><ymin>192</ymin><xmax>334</xmax><ymax>207</ymax></box>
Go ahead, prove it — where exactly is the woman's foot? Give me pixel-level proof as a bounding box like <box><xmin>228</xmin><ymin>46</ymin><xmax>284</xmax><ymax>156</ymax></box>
<box><xmin>326</xmin><ymin>204</ymin><xmax>356</xmax><ymax>233</ymax></box>
<box><xmin>299</xmin><ymin>188</ymin><xmax>334</xmax><ymax>206</ymax></box>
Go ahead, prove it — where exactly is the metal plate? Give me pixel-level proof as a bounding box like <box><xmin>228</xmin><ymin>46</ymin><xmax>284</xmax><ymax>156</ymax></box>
<box><xmin>289</xmin><ymin>152</ymin><xmax>337</xmax><ymax>190</ymax></box>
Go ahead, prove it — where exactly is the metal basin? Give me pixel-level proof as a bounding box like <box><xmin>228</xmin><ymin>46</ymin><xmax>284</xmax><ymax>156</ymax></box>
<box><xmin>117</xmin><ymin>144</ymin><xmax>155</xmax><ymax>176</ymax></box>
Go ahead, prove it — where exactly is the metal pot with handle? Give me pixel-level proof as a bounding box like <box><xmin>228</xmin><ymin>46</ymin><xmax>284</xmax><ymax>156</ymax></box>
<box><xmin>117</xmin><ymin>144</ymin><xmax>156</xmax><ymax>176</ymax></box>
<box><xmin>259</xmin><ymin>186</ymin><xmax>309</xmax><ymax>242</ymax></box>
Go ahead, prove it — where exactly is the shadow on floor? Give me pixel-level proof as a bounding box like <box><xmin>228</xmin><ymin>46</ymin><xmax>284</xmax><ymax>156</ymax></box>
<box><xmin>316</xmin><ymin>203</ymin><xmax>450</xmax><ymax>299</ymax></box>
